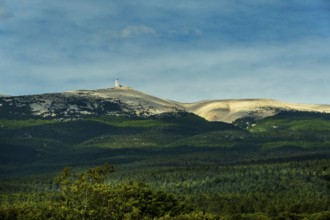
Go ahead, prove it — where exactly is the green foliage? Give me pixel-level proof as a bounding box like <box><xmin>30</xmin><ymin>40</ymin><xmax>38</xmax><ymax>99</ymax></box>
<box><xmin>52</xmin><ymin>164</ymin><xmax>191</xmax><ymax>219</ymax></box>
<box><xmin>170</xmin><ymin>130</ymin><xmax>249</xmax><ymax>148</ymax></box>
<box><xmin>90</xmin><ymin>116</ymin><xmax>175</xmax><ymax>128</ymax></box>
<box><xmin>261</xmin><ymin>141</ymin><xmax>330</xmax><ymax>150</ymax></box>
<box><xmin>0</xmin><ymin>113</ymin><xmax>245</xmax><ymax>166</ymax></box>
<box><xmin>0</xmin><ymin>119</ymin><xmax>55</xmax><ymax>129</ymax></box>
<box><xmin>1</xmin><ymin>164</ymin><xmax>193</xmax><ymax>219</ymax></box>
<box><xmin>250</xmin><ymin>118</ymin><xmax>330</xmax><ymax>133</ymax></box>
<box><xmin>1</xmin><ymin>160</ymin><xmax>330</xmax><ymax>219</ymax></box>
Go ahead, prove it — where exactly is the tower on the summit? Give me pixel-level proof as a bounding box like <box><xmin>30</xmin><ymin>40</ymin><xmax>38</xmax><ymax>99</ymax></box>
<box><xmin>115</xmin><ymin>78</ymin><xmax>121</xmax><ymax>88</ymax></box>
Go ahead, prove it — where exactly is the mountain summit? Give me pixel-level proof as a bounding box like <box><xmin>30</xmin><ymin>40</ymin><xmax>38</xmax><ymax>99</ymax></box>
<box><xmin>66</xmin><ymin>87</ymin><xmax>183</xmax><ymax>116</ymax></box>
<box><xmin>1</xmin><ymin>87</ymin><xmax>330</xmax><ymax>123</ymax></box>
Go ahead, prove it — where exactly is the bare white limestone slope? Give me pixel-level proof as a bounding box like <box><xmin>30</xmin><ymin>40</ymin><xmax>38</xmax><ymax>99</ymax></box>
<box><xmin>66</xmin><ymin>87</ymin><xmax>183</xmax><ymax>116</ymax></box>
<box><xmin>5</xmin><ymin>87</ymin><xmax>330</xmax><ymax>123</ymax></box>
<box><xmin>174</xmin><ymin>99</ymin><xmax>330</xmax><ymax>123</ymax></box>
<box><xmin>66</xmin><ymin>88</ymin><xmax>330</xmax><ymax>122</ymax></box>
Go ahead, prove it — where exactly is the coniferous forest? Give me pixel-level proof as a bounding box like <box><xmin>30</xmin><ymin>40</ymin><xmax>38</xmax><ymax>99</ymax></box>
<box><xmin>1</xmin><ymin>111</ymin><xmax>330</xmax><ymax>219</ymax></box>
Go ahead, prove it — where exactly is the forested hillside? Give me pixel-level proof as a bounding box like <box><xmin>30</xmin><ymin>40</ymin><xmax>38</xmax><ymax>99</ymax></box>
<box><xmin>1</xmin><ymin>109</ymin><xmax>330</xmax><ymax>219</ymax></box>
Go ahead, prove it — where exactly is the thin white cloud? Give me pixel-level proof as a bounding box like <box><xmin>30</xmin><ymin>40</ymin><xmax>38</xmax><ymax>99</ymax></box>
<box><xmin>117</xmin><ymin>25</ymin><xmax>157</xmax><ymax>38</ymax></box>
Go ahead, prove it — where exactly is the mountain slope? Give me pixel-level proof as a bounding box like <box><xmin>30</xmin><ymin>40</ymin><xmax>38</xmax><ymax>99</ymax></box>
<box><xmin>1</xmin><ymin>87</ymin><xmax>330</xmax><ymax>123</ymax></box>
<box><xmin>0</xmin><ymin>87</ymin><xmax>182</xmax><ymax>120</ymax></box>
<box><xmin>66</xmin><ymin>87</ymin><xmax>183</xmax><ymax>116</ymax></box>
<box><xmin>0</xmin><ymin>112</ymin><xmax>243</xmax><ymax>168</ymax></box>
<box><xmin>1</xmin><ymin>87</ymin><xmax>330</xmax><ymax>176</ymax></box>
<box><xmin>174</xmin><ymin>99</ymin><xmax>330</xmax><ymax>123</ymax></box>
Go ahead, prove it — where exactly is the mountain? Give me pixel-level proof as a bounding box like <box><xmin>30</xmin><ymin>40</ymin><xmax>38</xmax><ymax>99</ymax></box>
<box><xmin>176</xmin><ymin>99</ymin><xmax>330</xmax><ymax>123</ymax></box>
<box><xmin>1</xmin><ymin>86</ymin><xmax>329</xmax><ymax>123</ymax></box>
<box><xmin>66</xmin><ymin>86</ymin><xmax>183</xmax><ymax>116</ymax></box>
<box><xmin>1</xmin><ymin>87</ymin><xmax>330</xmax><ymax>219</ymax></box>
<box><xmin>1</xmin><ymin>87</ymin><xmax>330</xmax><ymax>181</ymax></box>
<box><xmin>0</xmin><ymin>87</ymin><xmax>183</xmax><ymax>120</ymax></box>
<box><xmin>0</xmin><ymin>91</ymin><xmax>243</xmax><ymax>173</ymax></box>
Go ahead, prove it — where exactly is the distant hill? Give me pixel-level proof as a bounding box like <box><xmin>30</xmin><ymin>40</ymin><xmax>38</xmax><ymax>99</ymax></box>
<box><xmin>1</xmin><ymin>87</ymin><xmax>330</xmax><ymax>176</ymax></box>
<box><xmin>173</xmin><ymin>99</ymin><xmax>330</xmax><ymax>123</ymax></box>
<box><xmin>0</xmin><ymin>87</ymin><xmax>183</xmax><ymax>120</ymax></box>
<box><xmin>1</xmin><ymin>87</ymin><xmax>330</xmax><ymax>123</ymax></box>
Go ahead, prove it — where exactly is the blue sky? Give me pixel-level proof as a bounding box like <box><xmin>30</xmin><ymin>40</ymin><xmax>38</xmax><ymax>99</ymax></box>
<box><xmin>0</xmin><ymin>0</ymin><xmax>330</xmax><ymax>104</ymax></box>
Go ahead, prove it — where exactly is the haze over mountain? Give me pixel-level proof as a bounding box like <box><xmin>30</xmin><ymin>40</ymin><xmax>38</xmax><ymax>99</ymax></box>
<box><xmin>1</xmin><ymin>86</ymin><xmax>330</xmax><ymax>123</ymax></box>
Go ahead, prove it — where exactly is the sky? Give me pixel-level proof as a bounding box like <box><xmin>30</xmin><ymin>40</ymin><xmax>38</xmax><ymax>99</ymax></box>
<box><xmin>0</xmin><ymin>0</ymin><xmax>330</xmax><ymax>104</ymax></box>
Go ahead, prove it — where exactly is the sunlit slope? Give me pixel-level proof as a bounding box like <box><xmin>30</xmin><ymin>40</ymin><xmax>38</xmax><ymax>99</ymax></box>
<box><xmin>175</xmin><ymin>99</ymin><xmax>330</xmax><ymax>123</ymax></box>
<box><xmin>66</xmin><ymin>87</ymin><xmax>183</xmax><ymax>116</ymax></box>
<box><xmin>248</xmin><ymin>111</ymin><xmax>330</xmax><ymax>150</ymax></box>
<box><xmin>1</xmin><ymin>87</ymin><xmax>330</xmax><ymax>123</ymax></box>
<box><xmin>0</xmin><ymin>87</ymin><xmax>183</xmax><ymax>119</ymax></box>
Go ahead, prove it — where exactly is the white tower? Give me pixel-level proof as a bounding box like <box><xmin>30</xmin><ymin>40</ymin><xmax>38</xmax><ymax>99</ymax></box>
<box><xmin>115</xmin><ymin>78</ymin><xmax>120</xmax><ymax>88</ymax></box>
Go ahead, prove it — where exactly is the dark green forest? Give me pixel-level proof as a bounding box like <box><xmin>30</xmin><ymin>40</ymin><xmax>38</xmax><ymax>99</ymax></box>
<box><xmin>1</xmin><ymin>111</ymin><xmax>330</xmax><ymax>219</ymax></box>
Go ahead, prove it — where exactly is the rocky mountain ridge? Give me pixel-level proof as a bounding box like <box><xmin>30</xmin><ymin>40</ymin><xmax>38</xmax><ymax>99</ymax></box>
<box><xmin>1</xmin><ymin>87</ymin><xmax>330</xmax><ymax>123</ymax></box>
